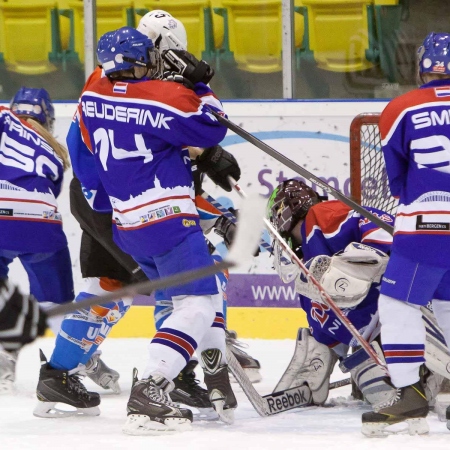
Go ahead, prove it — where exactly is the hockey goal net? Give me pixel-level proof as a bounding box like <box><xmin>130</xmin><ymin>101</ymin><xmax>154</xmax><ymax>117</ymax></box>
<box><xmin>349</xmin><ymin>113</ymin><xmax>398</xmax><ymax>216</ymax></box>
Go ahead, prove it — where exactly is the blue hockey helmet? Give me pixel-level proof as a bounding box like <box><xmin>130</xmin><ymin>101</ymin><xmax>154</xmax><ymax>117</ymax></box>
<box><xmin>10</xmin><ymin>87</ymin><xmax>55</xmax><ymax>133</ymax></box>
<box><xmin>97</xmin><ymin>27</ymin><xmax>163</xmax><ymax>79</ymax></box>
<box><xmin>418</xmin><ymin>32</ymin><xmax>450</xmax><ymax>78</ymax></box>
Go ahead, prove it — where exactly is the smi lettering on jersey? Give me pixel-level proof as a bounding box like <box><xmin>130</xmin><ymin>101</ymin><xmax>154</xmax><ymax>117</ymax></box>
<box><xmin>379</xmin><ymin>78</ymin><xmax>450</xmax><ymax>267</ymax></box>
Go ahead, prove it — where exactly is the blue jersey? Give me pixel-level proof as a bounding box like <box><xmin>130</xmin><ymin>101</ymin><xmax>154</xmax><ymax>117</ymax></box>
<box><xmin>0</xmin><ymin>107</ymin><xmax>67</xmax><ymax>253</ymax></box>
<box><xmin>380</xmin><ymin>78</ymin><xmax>450</xmax><ymax>268</ymax></box>
<box><xmin>76</xmin><ymin>77</ymin><xmax>227</xmax><ymax>258</ymax></box>
<box><xmin>298</xmin><ymin>201</ymin><xmax>394</xmax><ymax>347</ymax></box>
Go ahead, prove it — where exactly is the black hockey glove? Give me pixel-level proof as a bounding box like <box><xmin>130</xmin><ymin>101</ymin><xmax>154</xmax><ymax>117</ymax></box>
<box><xmin>0</xmin><ymin>279</ymin><xmax>47</xmax><ymax>351</ymax></box>
<box><xmin>162</xmin><ymin>71</ymin><xmax>195</xmax><ymax>90</ymax></box>
<box><xmin>162</xmin><ymin>49</ymin><xmax>215</xmax><ymax>85</ymax></box>
<box><xmin>196</xmin><ymin>145</ymin><xmax>241</xmax><ymax>192</ymax></box>
<box><xmin>214</xmin><ymin>215</ymin><xmax>236</xmax><ymax>249</ymax></box>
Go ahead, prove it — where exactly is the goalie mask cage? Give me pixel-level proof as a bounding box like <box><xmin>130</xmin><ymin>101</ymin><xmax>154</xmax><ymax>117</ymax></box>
<box><xmin>349</xmin><ymin>113</ymin><xmax>398</xmax><ymax>216</ymax></box>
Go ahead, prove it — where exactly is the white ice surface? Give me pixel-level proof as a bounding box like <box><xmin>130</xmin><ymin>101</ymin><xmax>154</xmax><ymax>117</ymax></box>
<box><xmin>1</xmin><ymin>338</ymin><xmax>449</xmax><ymax>450</ymax></box>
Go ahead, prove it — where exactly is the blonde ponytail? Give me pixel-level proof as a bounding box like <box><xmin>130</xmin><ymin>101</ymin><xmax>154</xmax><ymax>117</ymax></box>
<box><xmin>24</xmin><ymin>118</ymin><xmax>71</xmax><ymax>172</ymax></box>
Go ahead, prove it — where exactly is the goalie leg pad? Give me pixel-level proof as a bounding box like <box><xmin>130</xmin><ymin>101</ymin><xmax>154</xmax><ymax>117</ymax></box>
<box><xmin>275</xmin><ymin>328</ymin><xmax>336</xmax><ymax>405</ymax></box>
<box><xmin>340</xmin><ymin>341</ymin><xmax>396</xmax><ymax>410</ymax></box>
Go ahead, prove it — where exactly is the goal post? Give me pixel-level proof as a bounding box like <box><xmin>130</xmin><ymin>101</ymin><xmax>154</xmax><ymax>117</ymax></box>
<box><xmin>349</xmin><ymin>113</ymin><xmax>398</xmax><ymax>216</ymax></box>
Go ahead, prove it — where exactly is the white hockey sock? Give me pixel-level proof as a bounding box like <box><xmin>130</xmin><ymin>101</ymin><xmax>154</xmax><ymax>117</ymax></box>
<box><xmin>378</xmin><ymin>294</ymin><xmax>425</xmax><ymax>388</ymax></box>
<box><xmin>431</xmin><ymin>299</ymin><xmax>450</xmax><ymax>349</ymax></box>
<box><xmin>143</xmin><ymin>294</ymin><xmax>215</xmax><ymax>381</ymax></box>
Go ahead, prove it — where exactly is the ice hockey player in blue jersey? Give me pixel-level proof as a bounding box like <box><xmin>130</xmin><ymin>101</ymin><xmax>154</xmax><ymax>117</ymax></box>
<box><xmin>41</xmin><ymin>11</ymin><xmax>248</xmax><ymax>420</ymax></box>
<box><xmin>34</xmin><ymin>26</ymin><xmax>236</xmax><ymax>434</ymax></box>
<box><xmin>266</xmin><ymin>179</ymin><xmax>398</xmax><ymax>404</ymax></box>
<box><xmin>268</xmin><ymin>175</ymin><xmax>450</xmax><ymax>436</ymax></box>
<box><xmin>361</xmin><ymin>32</ymin><xmax>450</xmax><ymax>437</ymax></box>
<box><xmin>0</xmin><ymin>87</ymin><xmax>74</xmax><ymax>393</ymax></box>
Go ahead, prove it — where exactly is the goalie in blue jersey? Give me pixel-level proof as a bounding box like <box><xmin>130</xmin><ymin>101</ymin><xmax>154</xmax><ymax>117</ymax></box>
<box><xmin>267</xmin><ymin>179</ymin><xmax>450</xmax><ymax>434</ymax></box>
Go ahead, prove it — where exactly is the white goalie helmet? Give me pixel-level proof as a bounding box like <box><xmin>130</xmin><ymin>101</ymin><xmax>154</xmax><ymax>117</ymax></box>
<box><xmin>137</xmin><ymin>10</ymin><xmax>188</xmax><ymax>52</ymax></box>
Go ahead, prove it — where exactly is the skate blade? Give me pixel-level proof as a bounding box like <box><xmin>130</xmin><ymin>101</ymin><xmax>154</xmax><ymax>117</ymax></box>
<box><xmin>230</xmin><ymin>368</ymin><xmax>262</xmax><ymax>384</ymax></box>
<box><xmin>122</xmin><ymin>414</ymin><xmax>192</xmax><ymax>435</ymax></box>
<box><xmin>362</xmin><ymin>418</ymin><xmax>429</xmax><ymax>437</ymax></box>
<box><xmin>435</xmin><ymin>393</ymin><xmax>450</xmax><ymax>422</ymax></box>
<box><xmin>33</xmin><ymin>401</ymin><xmax>101</xmax><ymax>418</ymax></box>
<box><xmin>211</xmin><ymin>399</ymin><xmax>235</xmax><ymax>425</ymax></box>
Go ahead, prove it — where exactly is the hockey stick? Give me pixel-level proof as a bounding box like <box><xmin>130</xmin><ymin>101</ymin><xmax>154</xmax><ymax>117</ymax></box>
<box><xmin>227</xmin><ymin>346</ymin><xmax>351</xmax><ymax>418</ymax></box>
<box><xmin>229</xmin><ymin>178</ymin><xmax>387</xmax><ymax>371</ymax></box>
<box><xmin>226</xmin><ymin>347</ymin><xmax>313</xmax><ymax>416</ymax></box>
<box><xmin>210</xmin><ymin>110</ymin><xmax>394</xmax><ymax>235</ymax></box>
<box><xmin>46</xmin><ymin>194</ymin><xmax>265</xmax><ymax>318</ymax></box>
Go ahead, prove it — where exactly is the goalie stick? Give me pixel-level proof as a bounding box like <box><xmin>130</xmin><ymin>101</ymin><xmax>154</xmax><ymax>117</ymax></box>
<box><xmin>227</xmin><ymin>340</ymin><xmax>350</xmax><ymax>417</ymax></box>
<box><xmin>210</xmin><ymin>109</ymin><xmax>394</xmax><ymax>236</ymax></box>
<box><xmin>229</xmin><ymin>177</ymin><xmax>387</xmax><ymax>371</ymax></box>
<box><xmin>46</xmin><ymin>194</ymin><xmax>265</xmax><ymax>318</ymax></box>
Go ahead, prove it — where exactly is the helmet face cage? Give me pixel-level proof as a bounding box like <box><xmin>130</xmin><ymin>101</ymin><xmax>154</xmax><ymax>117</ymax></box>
<box><xmin>267</xmin><ymin>179</ymin><xmax>320</xmax><ymax>237</ymax></box>
<box><xmin>10</xmin><ymin>87</ymin><xmax>55</xmax><ymax>133</ymax></box>
<box><xmin>418</xmin><ymin>32</ymin><xmax>450</xmax><ymax>80</ymax></box>
<box><xmin>98</xmin><ymin>27</ymin><xmax>163</xmax><ymax>80</ymax></box>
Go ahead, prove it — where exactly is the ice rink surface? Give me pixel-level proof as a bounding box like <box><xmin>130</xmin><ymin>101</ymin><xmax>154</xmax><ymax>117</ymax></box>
<box><xmin>1</xmin><ymin>337</ymin><xmax>449</xmax><ymax>450</ymax></box>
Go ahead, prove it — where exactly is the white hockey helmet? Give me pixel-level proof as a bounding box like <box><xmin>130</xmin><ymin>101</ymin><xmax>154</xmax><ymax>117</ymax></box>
<box><xmin>137</xmin><ymin>10</ymin><xmax>188</xmax><ymax>52</ymax></box>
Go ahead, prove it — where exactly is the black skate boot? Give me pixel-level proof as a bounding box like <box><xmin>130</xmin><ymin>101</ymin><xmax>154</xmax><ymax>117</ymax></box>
<box><xmin>226</xmin><ymin>329</ymin><xmax>262</xmax><ymax>383</ymax></box>
<box><xmin>85</xmin><ymin>352</ymin><xmax>121</xmax><ymax>394</ymax></box>
<box><xmin>33</xmin><ymin>350</ymin><xmax>101</xmax><ymax>418</ymax></box>
<box><xmin>201</xmin><ymin>348</ymin><xmax>237</xmax><ymax>424</ymax></box>
<box><xmin>170</xmin><ymin>360</ymin><xmax>216</xmax><ymax>417</ymax></box>
<box><xmin>123</xmin><ymin>369</ymin><xmax>193</xmax><ymax>435</ymax></box>
<box><xmin>362</xmin><ymin>381</ymin><xmax>429</xmax><ymax>437</ymax></box>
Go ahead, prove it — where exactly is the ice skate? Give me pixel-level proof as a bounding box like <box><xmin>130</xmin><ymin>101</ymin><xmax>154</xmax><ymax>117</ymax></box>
<box><xmin>0</xmin><ymin>350</ymin><xmax>18</xmax><ymax>394</ymax></box>
<box><xmin>170</xmin><ymin>359</ymin><xmax>217</xmax><ymax>419</ymax></box>
<box><xmin>33</xmin><ymin>350</ymin><xmax>101</xmax><ymax>418</ymax></box>
<box><xmin>201</xmin><ymin>348</ymin><xmax>237</xmax><ymax>424</ymax></box>
<box><xmin>361</xmin><ymin>381</ymin><xmax>429</xmax><ymax>437</ymax></box>
<box><xmin>226</xmin><ymin>329</ymin><xmax>262</xmax><ymax>383</ymax></box>
<box><xmin>85</xmin><ymin>352</ymin><xmax>121</xmax><ymax>394</ymax></box>
<box><xmin>123</xmin><ymin>369</ymin><xmax>193</xmax><ymax>435</ymax></box>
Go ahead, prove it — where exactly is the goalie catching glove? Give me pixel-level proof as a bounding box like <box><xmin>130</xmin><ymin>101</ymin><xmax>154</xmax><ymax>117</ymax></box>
<box><xmin>196</xmin><ymin>145</ymin><xmax>241</xmax><ymax>192</ymax></box>
<box><xmin>162</xmin><ymin>49</ymin><xmax>214</xmax><ymax>85</ymax></box>
<box><xmin>296</xmin><ymin>243</ymin><xmax>389</xmax><ymax>308</ymax></box>
<box><xmin>0</xmin><ymin>279</ymin><xmax>47</xmax><ymax>351</ymax></box>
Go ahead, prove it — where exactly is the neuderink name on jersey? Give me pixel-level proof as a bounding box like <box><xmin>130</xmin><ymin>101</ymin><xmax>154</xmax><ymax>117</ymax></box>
<box><xmin>82</xmin><ymin>101</ymin><xmax>174</xmax><ymax>129</ymax></box>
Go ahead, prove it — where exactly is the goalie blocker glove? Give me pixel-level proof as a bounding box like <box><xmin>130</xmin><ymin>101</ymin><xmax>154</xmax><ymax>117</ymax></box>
<box><xmin>162</xmin><ymin>49</ymin><xmax>215</xmax><ymax>85</ymax></box>
<box><xmin>196</xmin><ymin>145</ymin><xmax>241</xmax><ymax>192</ymax></box>
<box><xmin>0</xmin><ymin>279</ymin><xmax>47</xmax><ymax>351</ymax></box>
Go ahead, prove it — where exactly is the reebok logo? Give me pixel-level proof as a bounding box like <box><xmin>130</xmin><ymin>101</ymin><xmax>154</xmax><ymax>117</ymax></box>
<box><xmin>266</xmin><ymin>386</ymin><xmax>310</xmax><ymax>414</ymax></box>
